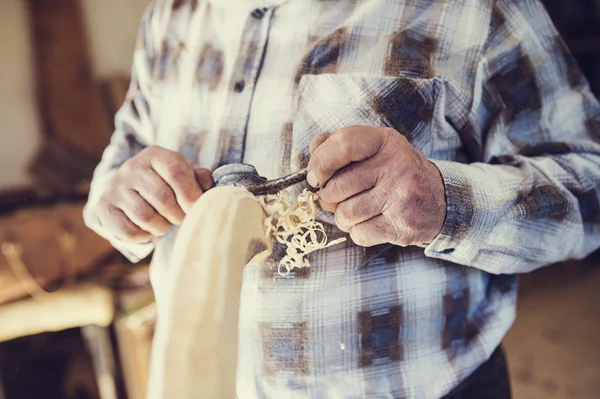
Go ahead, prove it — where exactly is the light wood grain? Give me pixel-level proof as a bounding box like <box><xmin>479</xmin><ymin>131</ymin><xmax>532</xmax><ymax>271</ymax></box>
<box><xmin>0</xmin><ymin>283</ymin><xmax>114</xmax><ymax>343</ymax></box>
<box><xmin>147</xmin><ymin>186</ymin><xmax>272</xmax><ymax>399</ymax></box>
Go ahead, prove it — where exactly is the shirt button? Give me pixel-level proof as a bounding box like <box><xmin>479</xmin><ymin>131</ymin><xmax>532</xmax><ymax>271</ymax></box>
<box><xmin>251</xmin><ymin>8</ymin><xmax>267</xmax><ymax>19</ymax></box>
<box><xmin>233</xmin><ymin>80</ymin><xmax>245</xmax><ymax>92</ymax></box>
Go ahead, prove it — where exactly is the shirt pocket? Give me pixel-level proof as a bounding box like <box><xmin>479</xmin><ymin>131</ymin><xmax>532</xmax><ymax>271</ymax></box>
<box><xmin>288</xmin><ymin>73</ymin><xmax>468</xmax><ymax>225</ymax></box>
<box><xmin>290</xmin><ymin>74</ymin><xmax>468</xmax><ymax>171</ymax></box>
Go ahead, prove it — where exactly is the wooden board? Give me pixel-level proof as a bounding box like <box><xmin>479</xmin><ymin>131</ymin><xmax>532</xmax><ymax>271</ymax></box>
<box><xmin>0</xmin><ymin>283</ymin><xmax>114</xmax><ymax>343</ymax></box>
<box><xmin>115</xmin><ymin>301</ymin><xmax>156</xmax><ymax>399</ymax></box>
<box><xmin>147</xmin><ymin>187</ymin><xmax>272</xmax><ymax>399</ymax></box>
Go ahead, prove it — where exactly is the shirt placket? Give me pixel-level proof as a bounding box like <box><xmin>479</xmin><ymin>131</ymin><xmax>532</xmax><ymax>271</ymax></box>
<box><xmin>218</xmin><ymin>7</ymin><xmax>272</xmax><ymax>166</ymax></box>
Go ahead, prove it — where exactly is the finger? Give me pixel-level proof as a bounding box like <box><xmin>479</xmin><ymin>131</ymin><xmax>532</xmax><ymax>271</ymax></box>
<box><xmin>319</xmin><ymin>198</ymin><xmax>337</xmax><ymax>213</ymax></box>
<box><xmin>318</xmin><ymin>160</ymin><xmax>379</xmax><ymax>205</ymax></box>
<box><xmin>195</xmin><ymin>168</ymin><xmax>215</xmax><ymax>191</ymax></box>
<box><xmin>307</xmin><ymin>126</ymin><xmax>386</xmax><ymax>188</ymax></box>
<box><xmin>309</xmin><ymin>132</ymin><xmax>331</xmax><ymax>155</ymax></box>
<box><xmin>119</xmin><ymin>189</ymin><xmax>172</xmax><ymax>237</ymax></box>
<box><xmin>349</xmin><ymin>214</ymin><xmax>398</xmax><ymax>247</ymax></box>
<box><xmin>99</xmin><ymin>204</ymin><xmax>153</xmax><ymax>244</ymax></box>
<box><xmin>150</xmin><ymin>154</ymin><xmax>203</xmax><ymax>213</ymax></box>
<box><xmin>334</xmin><ymin>188</ymin><xmax>386</xmax><ymax>232</ymax></box>
<box><xmin>131</xmin><ymin>169</ymin><xmax>185</xmax><ymax>225</ymax></box>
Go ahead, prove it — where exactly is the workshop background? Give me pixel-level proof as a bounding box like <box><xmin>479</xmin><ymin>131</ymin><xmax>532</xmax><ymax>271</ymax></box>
<box><xmin>0</xmin><ymin>0</ymin><xmax>598</xmax><ymax>398</ymax></box>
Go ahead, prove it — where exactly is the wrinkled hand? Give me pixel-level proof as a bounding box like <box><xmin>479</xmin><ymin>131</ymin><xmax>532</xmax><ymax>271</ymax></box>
<box><xmin>307</xmin><ymin>126</ymin><xmax>446</xmax><ymax>247</ymax></box>
<box><xmin>87</xmin><ymin>146</ymin><xmax>214</xmax><ymax>243</ymax></box>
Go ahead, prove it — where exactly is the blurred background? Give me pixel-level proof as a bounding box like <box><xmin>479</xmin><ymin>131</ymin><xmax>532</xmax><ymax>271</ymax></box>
<box><xmin>0</xmin><ymin>0</ymin><xmax>598</xmax><ymax>398</ymax></box>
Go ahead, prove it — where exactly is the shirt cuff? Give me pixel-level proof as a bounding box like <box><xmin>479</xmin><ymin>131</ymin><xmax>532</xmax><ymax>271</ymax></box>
<box><xmin>424</xmin><ymin>160</ymin><xmax>483</xmax><ymax>266</ymax></box>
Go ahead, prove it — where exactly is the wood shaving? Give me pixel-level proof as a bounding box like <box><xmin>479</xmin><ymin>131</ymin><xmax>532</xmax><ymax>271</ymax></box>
<box><xmin>259</xmin><ymin>189</ymin><xmax>346</xmax><ymax>276</ymax></box>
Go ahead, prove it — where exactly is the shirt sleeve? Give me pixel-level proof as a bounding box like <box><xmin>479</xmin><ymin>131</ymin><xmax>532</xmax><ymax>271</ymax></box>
<box><xmin>424</xmin><ymin>0</ymin><xmax>600</xmax><ymax>274</ymax></box>
<box><xmin>83</xmin><ymin>0</ymin><xmax>166</xmax><ymax>263</ymax></box>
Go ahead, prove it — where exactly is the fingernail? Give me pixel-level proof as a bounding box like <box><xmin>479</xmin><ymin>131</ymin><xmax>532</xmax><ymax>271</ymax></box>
<box><xmin>307</xmin><ymin>170</ymin><xmax>320</xmax><ymax>188</ymax></box>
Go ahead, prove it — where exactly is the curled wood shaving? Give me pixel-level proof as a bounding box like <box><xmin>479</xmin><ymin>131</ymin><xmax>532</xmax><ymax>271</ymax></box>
<box><xmin>259</xmin><ymin>189</ymin><xmax>346</xmax><ymax>276</ymax></box>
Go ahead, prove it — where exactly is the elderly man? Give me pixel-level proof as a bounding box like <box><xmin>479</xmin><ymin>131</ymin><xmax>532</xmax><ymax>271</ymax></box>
<box><xmin>84</xmin><ymin>0</ymin><xmax>600</xmax><ymax>397</ymax></box>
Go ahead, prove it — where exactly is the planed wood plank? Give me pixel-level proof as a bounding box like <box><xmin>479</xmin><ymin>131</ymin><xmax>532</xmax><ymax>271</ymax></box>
<box><xmin>147</xmin><ymin>187</ymin><xmax>272</xmax><ymax>399</ymax></box>
<box><xmin>0</xmin><ymin>283</ymin><xmax>114</xmax><ymax>343</ymax></box>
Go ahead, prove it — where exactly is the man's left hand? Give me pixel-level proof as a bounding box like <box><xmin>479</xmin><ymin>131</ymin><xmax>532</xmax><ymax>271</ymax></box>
<box><xmin>307</xmin><ymin>125</ymin><xmax>447</xmax><ymax>247</ymax></box>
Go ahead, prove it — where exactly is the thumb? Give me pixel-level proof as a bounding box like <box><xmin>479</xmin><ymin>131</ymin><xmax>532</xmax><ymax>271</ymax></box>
<box><xmin>309</xmin><ymin>132</ymin><xmax>331</xmax><ymax>155</ymax></box>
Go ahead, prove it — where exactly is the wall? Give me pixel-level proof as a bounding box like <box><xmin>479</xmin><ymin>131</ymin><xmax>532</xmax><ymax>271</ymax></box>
<box><xmin>0</xmin><ymin>0</ymin><xmax>149</xmax><ymax>190</ymax></box>
<box><xmin>80</xmin><ymin>0</ymin><xmax>150</xmax><ymax>79</ymax></box>
<box><xmin>0</xmin><ymin>0</ymin><xmax>41</xmax><ymax>189</ymax></box>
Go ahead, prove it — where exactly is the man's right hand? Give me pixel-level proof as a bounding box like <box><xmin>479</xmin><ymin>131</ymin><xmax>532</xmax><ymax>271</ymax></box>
<box><xmin>87</xmin><ymin>146</ymin><xmax>214</xmax><ymax>243</ymax></box>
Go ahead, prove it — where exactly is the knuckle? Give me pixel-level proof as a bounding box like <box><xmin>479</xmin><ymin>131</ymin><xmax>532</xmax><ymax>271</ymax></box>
<box><xmin>165</xmin><ymin>159</ymin><xmax>188</xmax><ymax>180</ymax></box>
<box><xmin>175</xmin><ymin>181</ymin><xmax>200</xmax><ymax>204</ymax></box>
<box><xmin>119</xmin><ymin>158</ymin><xmax>139</xmax><ymax>174</ymax></box>
<box><xmin>106</xmin><ymin>179</ymin><xmax>125</xmax><ymax>198</ymax></box>
<box><xmin>336</xmin><ymin>220</ymin><xmax>350</xmax><ymax>233</ymax></box>
<box><xmin>336</xmin><ymin>126</ymin><xmax>354</xmax><ymax>140</ymax></box>
<box><xmin>106</xmin><ymin>176</ymin><xmax>120</xmax><ymax>191</ymax></box>
<box><xmin>119</xmin><ymin>221</ymin><xmax>141</xmax><ymax>240</ymax></box>
<box><xmin>334</xmin><ymin>212</ymin><xmax>348</xmax><ymax>232</ymax></box>
<box><xmin>318</xmin><ymin>199</ymin><xmax>336</xmax><ymax>213</ymax></box>
<box><xmin>389</xmin><ymin>217</ymin><xmax>409</xmax><ymax>245</ymax></box>
<box><xmin>394</xmin><ymin>232</ymin><xmax>411</xmax><ymax>247</ymax></box>
<box><xmin>336</xmin><ymin>203</ymin><xmax>352</xmax><ymax>225</ymax></box>
<box><xmin>335</xmin><ymin>207</ymin><xmax>347</xmax><ymax>224</ymax></box>
<box><xmin>400</xmin><ymin>198</ymin><xmax>421</xmax><ymax>228</ymax></box>
<box><xmin>336</xmin><ymin>138</ymin><xmax>353</xmax><ymax>159</ymax></box>
<box><xmin>139</xmin><ymin>146</ymin><xmax>153</xmax><ymax>156</ymax></box>
<box><xmin>137</xmin><ymin>208</ymin><xmax>156</xmax><ymax>224</ymax></box>
<box><xmin>349</xmin><ymin>228</ymin><xmax>368</xmax><ymax>247</ymax></box>
<box><xmin>105</xmin><ymin>207</ymin><xmax>133</xmax><ymax>238</ymax></box>
<box><xmin>182</xmin><ymin>187</ymin><xmax>201</xmax><ymax>203</ymax></box>
<box><xmin>165</xmin><ymin>161</ymin><xmax>183</xmax><ymax>176</ymax></box>
<box><xmin>316</xmin><ymin>161</ymin><xmax>332</xmax><ymax>181</ymax></box>
<box><xmin>142</xmin><ymin>145</ymin><xmax>161</xmax><ymax>157</ymax></box>
<box><xmin>150</xmin><ymin>186</ymin><xmax>173</xmax><ymax>205</ymax></box>
<box><xmin>119</xmin><ymin>159</ymin><xmax>133</xmax><ymax>172</ymax></box>
<box><xmin>155</xmin><ymin>224</ymin><xmax>171</xmax><ymax>236</ymax></box>
<box><xmin>390</xmin><ymin>227</ymin><xmax>404</xmax><ymax>245</ymax></box>
<box><xmin>95</xmin><ymin>201</ymin><xmax>113</xmax><ymax>225</ymax></box>
<box><xmin>155</xmin><ymin>221</ymin><xmax>170</xmax><ymax>233</ymax></box>
<box><xmin>319</xmin><ymin>184</ymin><xmax>337</xmax><ymax>203</ymax></box>
<box><xmin>120</xmin><ymin>228</ymin><xmax>138</xmax><ymax>241</ymax></box>
<box><xmin>83</xmin><ymin>205</ymin><xmax>101</xmax><ymax>229</ymax></box>
<box><xmin>382</xmin><ymin>127</ymin><xmax>397</xmax><ymax>137</ymax></box>
<box><xmin>328</xmin><ymin>179</ymin><xmax>345</xmax><ymax>199</ymax></box>
<box><xmin>330</xmin><ymin>129</ymin><xmax>346</xmax><ymax>143</ymax></box>
<box><xmin>171</xmin><ymin>151</ymin><xmax>187</xmax><ymax>164</ymax></box>
<box><xmin>105</xmin><ymin>204</ymin><xmax>121</xmax><ymax>220</ymax></box>
<box><xmin>96</xmin><ymin>195</ymin><xmax>111</xmax><ymax>211</ymax></box>
<box><xmin>401</xmin><ymin>213</ymin><xmax>416</xmax><ymax>232</ymax></box>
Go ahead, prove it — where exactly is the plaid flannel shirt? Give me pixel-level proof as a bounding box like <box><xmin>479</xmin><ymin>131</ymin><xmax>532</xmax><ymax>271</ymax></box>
<box><xmin>84</xmin><ymin>0</ymin><xmax>600</xmax><ymax>397</ymax></box>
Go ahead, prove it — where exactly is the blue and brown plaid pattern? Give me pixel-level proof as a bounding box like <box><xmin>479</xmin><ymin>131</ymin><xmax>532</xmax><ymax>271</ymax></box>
<box><xmin>85</xmin><ymin>0</ymin><xmax>600</xmax><ymax>397</ymax></box>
